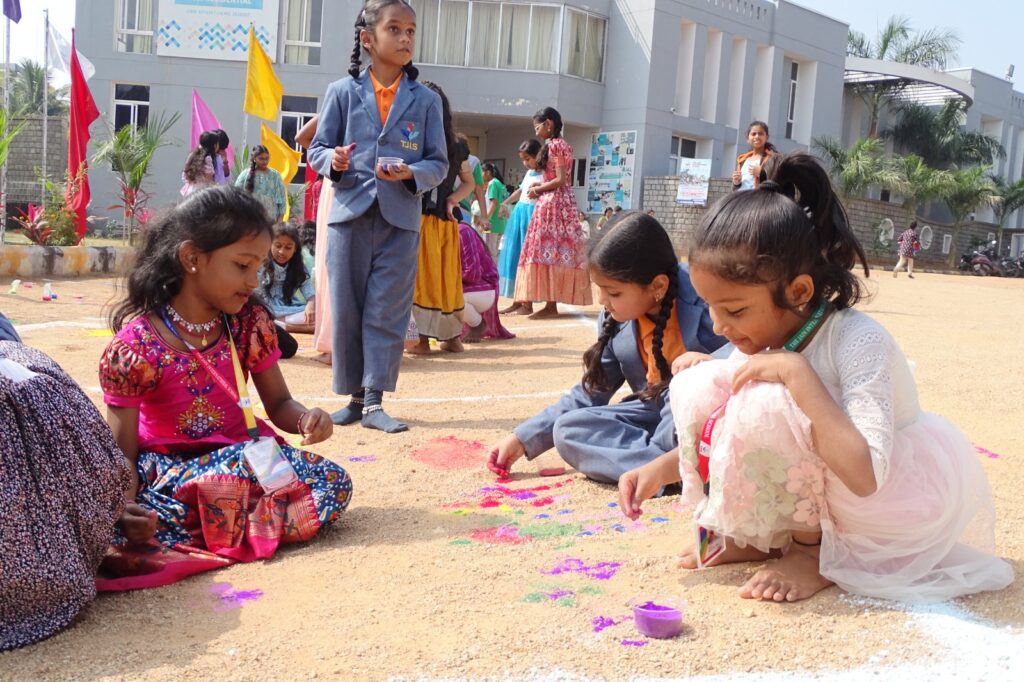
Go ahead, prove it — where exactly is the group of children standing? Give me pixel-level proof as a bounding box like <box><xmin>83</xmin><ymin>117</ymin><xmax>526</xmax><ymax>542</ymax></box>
<box><xmin>2</xmin><ymin>0</ymin><xmax>1013</xmax><ymax>654</ymax></box>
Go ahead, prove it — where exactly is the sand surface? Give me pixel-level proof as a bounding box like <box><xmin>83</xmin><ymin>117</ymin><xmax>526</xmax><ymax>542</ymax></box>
<box><xmin>0</xmin><ymin>271</ymin><xmax>1021</xmax><ymax>681</ymax></box>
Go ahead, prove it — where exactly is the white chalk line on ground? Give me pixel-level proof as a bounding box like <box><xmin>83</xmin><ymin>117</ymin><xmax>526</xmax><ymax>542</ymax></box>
<box><xmin>80</xmin><ymin>386</ymin><xmax>590</xmax><ymax>404</ymax></box>
<box><xmin>14</xmin><ymin>317</ymin><xmax>107</xmax><ymax>333</ymax></box>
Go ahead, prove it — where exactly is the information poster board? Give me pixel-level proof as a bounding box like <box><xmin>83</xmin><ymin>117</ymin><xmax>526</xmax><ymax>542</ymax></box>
<box><xmin>675</xmin><ymin>158</ymin><xmax>713</xmax><ymax>206</ymax></box>
<box><xmin>586</xmin><ymin>130</ymin><xmax>637</xmax><ymax>212</ymax></box>
<box><xmin>157</xmin><ymin>0</ymin><xmax>279</xmax><ymax>62</ymax></box>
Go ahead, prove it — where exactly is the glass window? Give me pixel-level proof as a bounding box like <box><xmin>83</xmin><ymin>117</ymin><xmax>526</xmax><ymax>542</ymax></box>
<box><xmin>786</xmin><ymin>62</ymin><xmax>798</xmax><ymax>139</ymax></box>
<box><xmin>437</xmin><ymin>0</ymin><xmax>469</xmax><ymax>66</ymax></box>
<box><xmin>284</xmin><ymin>0</ymin><xmax>323</xmax><ymax>66</ymax></box>
<box><xmin>408</xmin><ymin>0</ymin><xmax>440</xmax><ymax>64</ymax></box>
<box><xmin>670</xmin><ymin>135</ymin><xmax>697</xmax><ymax>174</ymax></box>
<box><xmin>563</xmin><ymin>8</ymin><xmax>605</xmax><ymax>81</ymax></box>
<box><xmin>468</xmin><ymin>2</ymin><xmax>501</xmax><ymax>68</ymax></box>
<box><xmin>281</xmin><ymin>95</ymin><xmax>318</xmax><ymax>183</ymax></box>
<box><xmin>583</xmin><ymin>14</ymin><xmax>605</xmax><ymax>81</ymax></box>
<box><xmin>498</xmin><ymin>3</ymin><xmax>530</xmax><ymax>70</ymax></box>
<box><xmin>527</xmin><ymin>5</ymin><xmax>558</xmax><ymax>72</ymax></box>
<box><xmin>113</xmin><ymin>84</ymin><xmax>150</xmax><ymax>132</ymax></box>
<box><xmin>116</xmin><ymin>0</ymin><xmax>154</xmax><ymax>54</ymax></box>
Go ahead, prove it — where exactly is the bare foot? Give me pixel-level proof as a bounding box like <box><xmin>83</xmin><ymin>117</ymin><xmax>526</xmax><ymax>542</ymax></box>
<box><xmin>738</xmin><ymin>546</ymin><xmax>833</xmax><ymax>602</ymax></box>
<box><xmin>499</xmin><ymin>302</ymin><xmax>521</xmax><ymax>314</ymax></box>
<box><xmin>405</xmin><ymin>339</ymin><xmax>432</xmax><ymax>355</ymax></box>
<box><xmin>440</xmin><ymin>337</ymin><xmax>465</xmax><ymax>353</ymax></box>
<box><xmin>313</xmin><ymin>352</ymin><xmax>332</xmax><ymax>366</ymax></box>
<box><xmin>677</xmin><ymin>536</ymin><xmax>777</xmax><ymax>569</ymax></box>
<box><xmin>508</xmin><ymin>303</ymin><xmax>534</xmax><ymax>316</ymax></box>
<box><xmin>527</xmin><ymin>303</ymin><xmax>559</xmax><ymax>320</ymax></box>
<box><xmin>463</xmin><ymin>321</ymin><xmax>486</xmax><ymax>343</ymax></box>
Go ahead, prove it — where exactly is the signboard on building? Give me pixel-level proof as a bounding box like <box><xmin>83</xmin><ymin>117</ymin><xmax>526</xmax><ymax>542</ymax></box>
<box><xmin>157</xmin><ymin>0</ymin><xmax>279</xmax><ymax>62</ymax></box>
<box><xmin>586</xmin><ymin>130</ymin><xmax>637</xmax><ymax>212</ymax></box>
<box><xmin>675</xmin><ymin>158</ymin><xmax>713</xmax><ymax>206</ymax></box>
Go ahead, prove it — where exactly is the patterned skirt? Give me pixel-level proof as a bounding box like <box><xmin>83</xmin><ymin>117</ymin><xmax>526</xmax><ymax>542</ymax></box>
<box><xmin>99</xmin><ymin>441</ymin><xmax>352</xmax><ymax>591</ymax></box>
<box><xmin>1</xmin><ymin>342</ymin><xmax>129</xmax><ymax>651</ymax></box>
<box><xmin>514</xmin><ymin>188</ymin><xmax>592</xmax><ymax>306</ymax></box>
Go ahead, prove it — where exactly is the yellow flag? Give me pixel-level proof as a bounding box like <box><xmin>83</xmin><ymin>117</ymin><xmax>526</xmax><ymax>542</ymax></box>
<box><xmin>243</xmin><ymin>28</ymin><xmax>282</xmax><ymax>120</ymax></box>
<box><xmin>260</xmin><ymin>123</ymin><xmax>302</xmax><ymax>220</ymax></box>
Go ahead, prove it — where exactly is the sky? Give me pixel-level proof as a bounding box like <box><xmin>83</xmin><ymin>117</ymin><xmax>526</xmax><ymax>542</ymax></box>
<box><xmin>0</xmin><ymin>0</ymin><xmax>1021</xmax><ymax>83</ymax></box>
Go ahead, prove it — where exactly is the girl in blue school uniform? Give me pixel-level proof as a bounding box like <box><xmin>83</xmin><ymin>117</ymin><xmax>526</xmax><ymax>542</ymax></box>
<box><xmin>307</xmin><ymin>0</ymin><xmax>448</xmax><ymax>433</ymax></box>
<box><xmin>488</xmin><ymin>214</ymin><xmax>729</xmax><ymax>482</ymax></box>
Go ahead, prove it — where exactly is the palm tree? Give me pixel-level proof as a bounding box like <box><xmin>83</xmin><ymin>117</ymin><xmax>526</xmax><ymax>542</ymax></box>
<box><xmin>5</xmin><ymin>60</ymin><xmax>68</xmax><ymax>116</ymax></box>
<box><xmin>92</xmin><ymin>112</ymin><xmax>180</xmax><ymax>243</ymax></box>
<box><xmin>890</xmin><ymin>154</ymin><xmax>953</xmax><ymax>222</ymax></box>
<box><xmin>989</xmin><ymin>176</ymin><xmax>1024</xmax><ymax>252</ymax></box>
<box><xmin>942</xmin><ymin>165</ymin><xmax>996</xmax><ymax>266</ymax></box>
<box><xmin>885</xmin><ymin>98</ymin><xmax>1004</xmax><ymax>169</ymax></box>
<box><xmin>847</xmin><ymin>16</ymin><xmax>960</xmax><ymax>137</ymax></box>
<box><xmin>812</xmin><ymin>136</ymin><xmax>902</xmax><ymax>201</ymax></box>
<box><xmin>0</xmin><ymin>107</ymin><xmax>27</xmax><ymax>244</ymax></box>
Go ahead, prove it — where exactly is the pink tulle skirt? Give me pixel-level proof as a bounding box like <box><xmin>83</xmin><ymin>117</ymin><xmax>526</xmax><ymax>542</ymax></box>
<box><xmin>312</xmin><ymin>184</ymin><xmax>334</xmax><ymax>355</ymax></box>
<box><xmin>670</xmin><ymin>358</ymin><xmax>1013</xmax><ymax>602</ymax></box>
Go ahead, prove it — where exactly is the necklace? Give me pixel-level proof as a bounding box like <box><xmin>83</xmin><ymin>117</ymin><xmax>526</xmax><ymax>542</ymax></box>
<box><xmin>166</xmin><ymin>304</ymin><xmax>221</xmax><ymax>347</ymax></box>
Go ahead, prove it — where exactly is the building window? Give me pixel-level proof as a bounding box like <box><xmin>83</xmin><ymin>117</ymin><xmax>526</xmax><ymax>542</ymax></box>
<box><xmin>670</xmin><ymin>135</ymin><xmax>697</xmax><ymax>174</ymax></box>
<box><xmin>280</xmin><ymin>95</ymin><xmax>318</xmax><ymax>183</ymax></box>
<box><xmin>880</xmin><ymin>189</ymin><xmax>891</xmax><ymax>202</ymax></box>
<box><xmin>570</xmin><ymin>158</ymin><xmax>587</xmax><ymax>188</ymax></box>
<box><xmin>942</xmin><ymin>234</ymin><xmax>953</xmax><ymax>255</ymax></box>
<box><xmin>785</xmin><ymin>62</ymin><xmax>798</xmax><ymax>139</ymax></box>
<box><xmin>564</xmin><ymin>8</ymin><xmax>606</xmax><ymax>81</ymax></box>
<box><xmin>284</xmin><ymin>0</ymin><xmax>323</xmax><ymax>66</ymax></box>
<box><xmin>408</xmin><ymin>1</ymin><xmax>583</xmax><ymax>75</ymax></box>
<box><xmin>116</xmin><ymin>0</ymin><xmax>154</xmax><ymax>54</ymax></box>
<box><xmin>113</xmin><ymin>84</ymin><xmax>150</xmax><ymax>132</ymax></box>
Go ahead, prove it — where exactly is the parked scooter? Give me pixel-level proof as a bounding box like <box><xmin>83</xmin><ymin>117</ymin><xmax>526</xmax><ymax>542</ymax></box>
<box><xmin>959</xmin><ymin>241</ymin><xmax>1005</xmax><ymax>276</ymax></box>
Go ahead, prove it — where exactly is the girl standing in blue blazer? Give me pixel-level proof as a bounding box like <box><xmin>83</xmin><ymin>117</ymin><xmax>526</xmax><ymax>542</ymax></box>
<box><xmin>488</xmin><ymin>214</ymin><xmax>729</xmax><ymax>482</ymax></box>
<box><xmin>307</xmin><ymin>0</ymin><xmax>448</xmax><ymax>433</ymax></box>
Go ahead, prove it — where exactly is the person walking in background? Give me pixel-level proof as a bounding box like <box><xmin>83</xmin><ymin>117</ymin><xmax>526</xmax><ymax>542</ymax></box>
<box><xmin>482</xmin><ymin>162</ymin><xmax>508</xmax><ymax>259</ymax></box>
<box><xmin>498</xmin><ymin>139</ymin><xmax>543</xmax><ymax>315</ymax></box>
<box><xmin>514</xmin><ymin>107</ymin><xmax>592</xmax><ymax>319</ymax></box>
<box><xmin>893</xmin><ymin>221</ymin><xmax>920</xmax><ymax>279</ymax></box>
<box><xmin>181</xmin><ymin>131</ymin><xmax>219</xmax><ymax>197</ymax></box>
<box><xmin>212</xmin><ymin>129</ymin><xmax>232</xmax><ymax>184</ymax></box>
<box><xmin>732</xmin><ymin>120</ymin><xmax>776</xmax><ymax>192</ymax></box>
<box><xmin>235</xmin><ymin>144</ymin><xmax>288</xmax><ymax>222</ymax></box>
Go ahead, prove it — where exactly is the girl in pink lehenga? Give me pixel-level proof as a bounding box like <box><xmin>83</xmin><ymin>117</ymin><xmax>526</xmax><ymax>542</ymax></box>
<box><xmin>618</xmin><ymin>152</ymin><xmax>1013</xmax><ymax>604</ymax></box>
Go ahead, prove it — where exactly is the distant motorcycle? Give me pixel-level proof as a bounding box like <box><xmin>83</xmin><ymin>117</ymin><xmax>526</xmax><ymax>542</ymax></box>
<box><xmin>959</xmin><ymin>241</ymin><xmax>1005</xmax><ymax>276</ymax></box>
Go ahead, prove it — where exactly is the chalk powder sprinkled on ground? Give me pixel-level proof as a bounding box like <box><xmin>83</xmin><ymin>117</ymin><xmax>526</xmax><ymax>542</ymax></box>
<box><xmin>544</xmin><ymin>558</ymin><xmax>622</xmax><ymax>580</ymax></box>
<box><xmin>209</xmin><ymin>584</ymin><xmax>264</xmax><ymax>612</ymax></box>
<box><xmin>409</xmin><ymin>436</ymin><xmax>487</xmax><ymax>469</ymax></box>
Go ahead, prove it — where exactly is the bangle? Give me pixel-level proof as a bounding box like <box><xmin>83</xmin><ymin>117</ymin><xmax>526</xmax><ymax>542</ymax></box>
<box><xmin>297</xmin><ymin>412</ymin><xmax>308</xmax><ymax>434</ymax></box>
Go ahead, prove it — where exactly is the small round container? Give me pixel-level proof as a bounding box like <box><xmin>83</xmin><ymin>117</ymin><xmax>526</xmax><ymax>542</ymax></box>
<box><xmin>377</xmin><ymin>156</ymin><xmax>403</xmax><ymax>173</ymax></box>
<box><xmin>629</xmin><ymin>596</ymin><xmax>685</xmax><ymax>639</ymax></box>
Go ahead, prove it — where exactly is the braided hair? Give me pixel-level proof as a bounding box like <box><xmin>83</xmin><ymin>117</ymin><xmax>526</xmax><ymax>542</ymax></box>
<box><xmin>581</xmin><ymin>213</ymin><xmax>680</xmax><ymax>400</ymax></box>
<box><xmin>245</xmin><ymin>144</ymin><xmax>269</xmax><ymax>194</ymax></box>
<box><xmin>183</xmin><ymin>130</ymin><xmax>219</xmax><ymax>183</ymax></box>
<box><xmin>533</xmin><ymin>107</ymin><xmax>563</xmax><ymax>170</ymax></box>
<box><xmin>349</xmin><ymin>0</ymin><xmax>420</xmax><ymax>81</ymax></box>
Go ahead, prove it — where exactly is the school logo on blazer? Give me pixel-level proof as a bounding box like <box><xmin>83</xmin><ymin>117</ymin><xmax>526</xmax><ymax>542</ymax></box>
<box><xmin>400</xmin><ymin>122</ymin><xmax>420</xmax><ymax>151</ymax></box>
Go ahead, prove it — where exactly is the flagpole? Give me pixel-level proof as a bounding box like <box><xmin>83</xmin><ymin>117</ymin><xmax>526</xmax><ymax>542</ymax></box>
<box><xmin>2</xmin><ymin>16</ymin><xmax>10</xmax><ymax>244</ymax></box>
<box><xmin>41</xmin><ymin>9</ymin><xmax>48</xmax><ymax>207</ymax></box>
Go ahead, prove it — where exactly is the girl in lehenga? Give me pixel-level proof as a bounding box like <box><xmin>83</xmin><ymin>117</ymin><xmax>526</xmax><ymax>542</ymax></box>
<box><xmin>513</xmin><ymin>107</ymin><xmax>592</xmax><ymax>319</ymax></box>
<box><xmin>618</xmin><ymin>152</ymin><xmax>1013</xmax><ymax>604</ymax></box>
<box><xmin>98</xmin><ymin>186</ymin><xmax>352</xmax><ymax>588</ymax></box>
<box><xmin>406</xmin><ymin>81</ymin><xmax>477</xmax><ymax>355</ymax></box>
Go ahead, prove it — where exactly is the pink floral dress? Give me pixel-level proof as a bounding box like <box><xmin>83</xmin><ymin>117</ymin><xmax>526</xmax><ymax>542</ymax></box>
<box><xmin>513</xmin><ymin>137</ymin><xmax>592</xmax><ymax>305</ymax></box>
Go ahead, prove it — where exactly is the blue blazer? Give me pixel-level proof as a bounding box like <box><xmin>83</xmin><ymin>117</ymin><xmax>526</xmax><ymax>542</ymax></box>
<box><xmin>514</xmin><ymin>263</ymin><xmax>729</xmax><ymax>458</ymax></box>
<box><xmin>307</xmin><ymin>69</ymin><xmax>448</xmax><ymax>232</ymax></box>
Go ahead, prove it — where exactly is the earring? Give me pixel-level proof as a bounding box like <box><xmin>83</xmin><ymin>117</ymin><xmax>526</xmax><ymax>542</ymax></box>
<box><xmin>191</xmin><ymin>267</ymin><xmax>197</xmax><ymax>273</ymax></box>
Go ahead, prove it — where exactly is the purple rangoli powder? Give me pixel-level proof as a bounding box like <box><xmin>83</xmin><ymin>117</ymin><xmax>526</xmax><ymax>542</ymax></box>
<box><xmin>210</xmin><ymin>584</ymin><xmax>264</xmax><ymax>611</ymax></box>
<box><xmin>347</xmin><ymin>455</ymin><xmax>378</xmax><ymax>463</ymax></box>
<box><xmin>544</xmin><ymin>557</ymin><xmax>622</xmax><ymax>580</ymax></box>
<box><xmin>620</xmin><ymin>639</ymin><xmax>648</xmax><ymax>647</ymax></box>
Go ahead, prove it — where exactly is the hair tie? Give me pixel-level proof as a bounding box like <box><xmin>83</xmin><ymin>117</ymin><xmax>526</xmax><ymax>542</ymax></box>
<box><xmin>803</xmin><ymin>206</ymin><xmax>814</xmax><ymax>221</ymax></box>
<box><xmin>759</xmin><ymin>180</ymin><xmax>782</xmax><ymax>193</ymax></box>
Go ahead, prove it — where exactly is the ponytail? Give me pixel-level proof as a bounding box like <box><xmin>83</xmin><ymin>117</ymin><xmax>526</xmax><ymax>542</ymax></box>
<box><xmin>532</xmin><ymin>107</ymin><xmax>563</xmax><ymax>170</ymax></box>
<box><xmin>348</xmin><ymin>14</ymin><xmax>365</xmax><ymax>79</ymax></box>
<box><xmin>245</xmin><ymin>144</ymin><xmax>268</xmax><ymax>194</ymax></box>
<box><xmin>581</xmin><ymin>313</ymin><xmax>621</xmax><ymax>396</ymax></box>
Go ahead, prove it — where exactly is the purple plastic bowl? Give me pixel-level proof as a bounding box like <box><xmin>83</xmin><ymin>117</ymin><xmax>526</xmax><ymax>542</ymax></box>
<box><xmin>631</xmin><ymin>600</ymin><xmax>684</xmax><ymax>639</ymax></box>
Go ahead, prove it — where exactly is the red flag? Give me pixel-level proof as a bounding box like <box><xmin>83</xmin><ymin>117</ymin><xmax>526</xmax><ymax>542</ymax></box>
<box><xmin>303</xmin><ymin>159</ymin><xmax>319</xmax><ymax>221</ymax></box>
<box><xmin>66</xmin><ymin>30</ymin><xmax>99</xmax><ymax>241</ymax></box>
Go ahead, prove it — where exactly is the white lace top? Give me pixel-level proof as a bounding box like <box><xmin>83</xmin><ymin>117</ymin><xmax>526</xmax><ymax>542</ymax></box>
<box><xmin>799</xmin><ymin>308</ymin><xmax>920</xmax><ymax>489</ymax></box>
<box><xmin>517</xmin><ymin>170</ymin><xmax>543</xmax><ymax>206</ymax></box>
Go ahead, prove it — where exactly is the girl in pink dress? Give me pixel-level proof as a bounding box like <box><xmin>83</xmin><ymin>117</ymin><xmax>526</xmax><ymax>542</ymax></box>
<box><xmin>513</xmin><ymin>107</ymin><xmax>592</xmax><ymax>319</ymax></box>
<box><xmin>618</xmin><ymin>153</ymin><xmax>1012</xmax><ymax>604</ymax></box>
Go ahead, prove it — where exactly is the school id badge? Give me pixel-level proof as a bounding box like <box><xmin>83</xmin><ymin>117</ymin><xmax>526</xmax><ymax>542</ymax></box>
<box><xmin>242</xmin><ymin>437</ymin><xmax>298</xmax><ymax>494</ymax></box>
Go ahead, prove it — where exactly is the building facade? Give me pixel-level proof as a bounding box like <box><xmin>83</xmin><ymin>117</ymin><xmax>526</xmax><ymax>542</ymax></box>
<box><xmin>77</xmin><ymin>0</ymin><xmax>847</xmax><ymax>219</ymax></box>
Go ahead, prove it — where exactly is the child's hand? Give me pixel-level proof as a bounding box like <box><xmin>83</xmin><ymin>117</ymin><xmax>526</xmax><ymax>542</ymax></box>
<box><xmin>526</xmin><ymin>186</ymin><xmax>541</xmax><ymax>200</ymax></box>
<box><xmin>617</xmin><ymin>462</ymin><xmax>664</xmax><ymax>521</ymax></box>
<box><xmin>331</xmin><ymin>143</ymin><xmax>357</xmax><ymax>172</ymax></box>
<box><xmin>732</xmin><ymin>169</ymin><xmax>743</xmax><ymax>185</ymax></box>
<box><xmin>376</xmin><ymin>161</ymin><xmax>414</xmax><ymax>181</ymax></box>
<box><xmin>672</xmin><ymin>352</ymin><xmax>713</xmax><ymax>375</ymax></box>
<box><xmin>731</xmin><ymin>350</ymin><xmax>809</xmax><ymax>393</ymax></box>
<box><xmin>304</xmin><ymin>300</ymin><xmax>315</xmax><ymax>324</ymax></box>
<box><xmin>487</xmin><ymin>434</ymin><xmax>526</xmax><ymax>477</ymax></box>
<box><xmin>298</xmin><ymin>408</ymin><xmax>333</xmax><ymax>445</ymax></box>
<box><xmin>119</xmin><ymin>503</ymin><xmax>157</xmax><ymax>544</ymax></box>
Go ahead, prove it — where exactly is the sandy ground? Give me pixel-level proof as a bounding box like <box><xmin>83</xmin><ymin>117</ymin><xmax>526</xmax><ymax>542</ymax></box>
<box><xmin>0</xmin><ymin>271</ymin><xmax>1021</xmax><ymax>681</ymax></box>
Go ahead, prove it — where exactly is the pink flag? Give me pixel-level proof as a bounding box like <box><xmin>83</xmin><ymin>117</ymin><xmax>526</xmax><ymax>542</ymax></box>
<box><xmin>190</xmin><ymin>89</ymin><xmax>234</xmax><ymax>161</ymax></box>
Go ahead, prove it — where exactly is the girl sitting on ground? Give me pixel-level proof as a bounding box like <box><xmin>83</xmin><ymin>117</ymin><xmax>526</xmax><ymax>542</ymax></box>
<box><xmin>458</xmin><ymin>219</ymin><xmax>514</xmax><ymax>343</ymax></box>
<box><xmin>99</xmin><ymin>186</ymin><xmax>351</xmax><ymax>587</ymax></box>
<box><xmin>618</xmin><ymin>152</ymin><xmax>1013</xmax><ymax>603</ymax></box>
<box><xmin>259</xmin><ymin>222</ymin><xmax>316</xmax><ymax>332</ymax></box>
<box><xmin>488</xmin><ymin>213</ymin><xmax>728</xmax><ymax>482</ymax></box>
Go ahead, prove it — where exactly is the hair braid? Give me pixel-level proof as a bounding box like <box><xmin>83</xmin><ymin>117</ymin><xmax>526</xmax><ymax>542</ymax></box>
<box><xmin>638</xmin><ymin>272</ymin><xmax>678</xmax><ymax>401</ymax></box>
<box><xmin>581</xmin><ymin>312</ymin><xmax>621</xmax><ymax>395</ymax></box>
<box><xmin>348</xmin><ymin>15</ymin><xmax>365</xmax><ymax>78</ymax></box>
<box><xmin>402</xmin><ymin>61</ymin><xmax>419</xmax><ymax>81</ymax></box>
